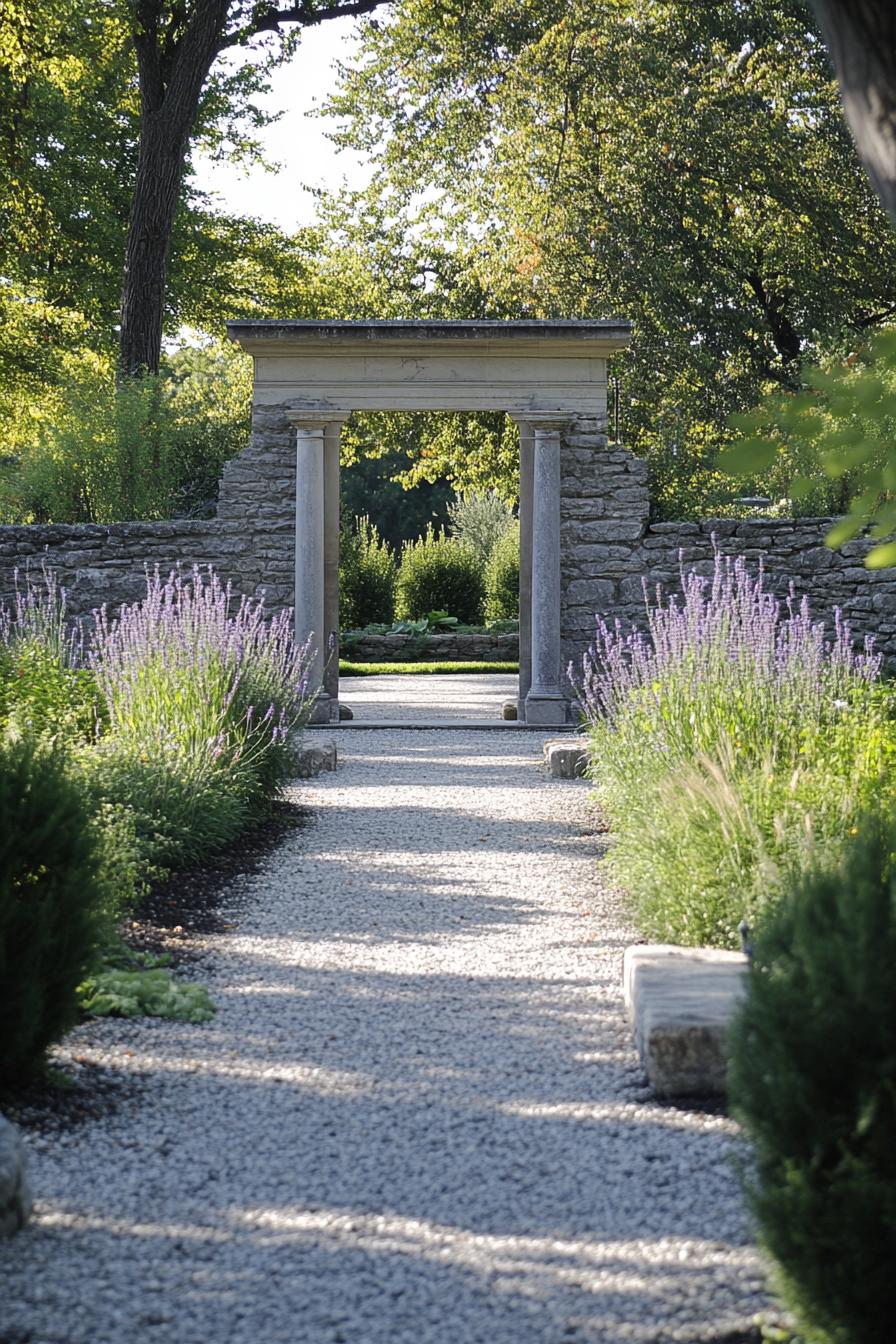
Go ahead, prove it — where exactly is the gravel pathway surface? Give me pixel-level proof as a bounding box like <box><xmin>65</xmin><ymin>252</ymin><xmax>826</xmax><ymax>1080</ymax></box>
<box><xmin>0</xmin><ymin>725</ymin><xmax>769</xmax><ymax>1344</ymax></box>
<box><xmin>339</xmin><ymin>672</ymin><xmax>518</xmax><ymax>721</ymax></box>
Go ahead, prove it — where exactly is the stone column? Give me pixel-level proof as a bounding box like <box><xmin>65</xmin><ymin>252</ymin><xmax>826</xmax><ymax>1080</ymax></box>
<box><xmin>323</xmin><ymin>418</ymin><xmax>346</xmax><ymax>719</ymax></box>
<box><xmin>515</xmin><ymin>419</ymin><xmax>534</xmax><ymax>720</ymax></box>
<box><xmin>526</xmin><ymin>416</ymin><xmax>569</xmax><ymax>725</ymax></box>
<box><xmin>287</xmin><ymin>413</ymin><xmax>331</xmax><ymax>724</ymax></box>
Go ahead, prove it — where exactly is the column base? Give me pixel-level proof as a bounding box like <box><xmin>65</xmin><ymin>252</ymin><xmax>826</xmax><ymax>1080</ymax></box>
<box><xmin>525</xmin><ymin>692</ymin><xmax>570</xmax><ymax>726</ymax></box>
<box><xmin>308</xmin><ymin>694</ymin><xmax>333</xmax><ymax>725</ymax></box>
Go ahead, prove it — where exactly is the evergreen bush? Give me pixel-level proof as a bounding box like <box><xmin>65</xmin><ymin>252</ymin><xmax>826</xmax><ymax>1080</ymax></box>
<box><xmin>728</xmin><ymin>816</ymin><xmax>896</xmax><ymax>1344</ymax></box>
<box><xmin>484</xmin><ymin>521</ymin><xmax>520</xmax><ymax>622</ymax></box>
<box><xmin>339</xmin><ymin>515</ymin><xmax>398</xmax><ymax>629</ymax></box>
<box><xmin>395</xmin><ymin>526</ymin><xmax>484</xmax><ymax>624</ymax></box>
<box><xmin>0</xmin><ymin>735</ymin><xmax>104</xmax><ymax>1083</ymax></box>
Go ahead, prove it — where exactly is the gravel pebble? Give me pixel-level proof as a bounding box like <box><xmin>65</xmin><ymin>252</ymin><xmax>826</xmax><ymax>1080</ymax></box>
<box><xmin>0</xmin><ymin>721</ymin><xmax>772</xmax><ymax>1343</ymax></box>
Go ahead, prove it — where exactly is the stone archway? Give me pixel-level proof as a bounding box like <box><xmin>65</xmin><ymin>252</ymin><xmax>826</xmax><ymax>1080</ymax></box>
<box><xmin>225</xmin><ymin>319</ymin><xmax>634</xmax><ymax>724</ymax></box>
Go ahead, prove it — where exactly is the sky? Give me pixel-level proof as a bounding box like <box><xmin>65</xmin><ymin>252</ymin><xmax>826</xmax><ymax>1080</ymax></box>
<box><xmin>191</xmin><ymin>19</ymin><xmax>370</xmax><ymax>231</ymax></box>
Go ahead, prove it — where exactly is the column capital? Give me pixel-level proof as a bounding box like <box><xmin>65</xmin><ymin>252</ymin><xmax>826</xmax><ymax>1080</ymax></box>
<box><xmin>286</xmin><ymin>410</ymin><xmax>350</xmax><ymax>431</ymax></box>
<box><xmin>526</xmin><ymin>413</ymin><xmax>575</xmax><ymax>432</ymax></box>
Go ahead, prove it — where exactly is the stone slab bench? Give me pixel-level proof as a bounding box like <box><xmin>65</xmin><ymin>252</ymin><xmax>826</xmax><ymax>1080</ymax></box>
<box><xmin>623</xmin><ymin>944</ymin><xmax>748</xmax><ymax>1097</ymax></box>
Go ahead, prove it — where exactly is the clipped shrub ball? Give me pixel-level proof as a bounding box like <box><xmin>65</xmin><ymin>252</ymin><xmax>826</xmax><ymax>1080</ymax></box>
<box><xmin>0</xmin><ymin>735</ymin><xmax>103</xmax><ymax>1084</ymax></box>
<box><xmin>484</xmin><ymin>521</ymin><xmax>520</xmax><ymax>622</ymax></box>
<box><xmin>340</xmin><ymin>515</ymin><xmax>398</xmax><ymax>629</ymax></box>
<box><xmin>395</xmin><ymin>526</ymin><xmax>484</xmax><ymax>625</ymax></box>
<box><xmin>728</xmin><ymin>815</ymin><xmax>896</xmax><ymax>1344</ymax></box>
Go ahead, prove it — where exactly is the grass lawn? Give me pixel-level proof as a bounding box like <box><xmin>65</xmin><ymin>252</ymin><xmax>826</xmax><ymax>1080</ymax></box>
<box><xmin>339</xmin><ymin>660</ymin><xmax>519</xmax><ymax>676</ymax></box>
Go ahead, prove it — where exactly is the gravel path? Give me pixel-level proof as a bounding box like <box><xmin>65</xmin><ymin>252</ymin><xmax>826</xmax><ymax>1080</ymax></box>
<box><xmin>339</xmin><ymin>672</ymin><xmax>518</xmax><ymax>721</ymax></box>
<box><xmin>1</xmin><ymin>726</ymin><xmax>769</xmax><ymax>1344</ymax></box>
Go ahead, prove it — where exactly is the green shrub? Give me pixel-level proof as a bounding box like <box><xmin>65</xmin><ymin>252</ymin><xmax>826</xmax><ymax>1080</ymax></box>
<box><xmin>340</xmin><ymin>515</ymin><xmax>398</xmax><ymax>629</ymax></box>
<box><xmin>395</xmin><ymin>526</ymin><xmax>484</xmax><ymax>624</ymax></box>
<box><xmin>0</xmin><ymin>735</ymin><xmax>105</xmax><ymax>1083</ymax></box>
<box><xmin>484</xmin><ymin>520</ymin><xmax>520</xmax><ymax>622</ymax></box>
<box><xmin>447</xmin><ymin>489</ymin><xmax>515</xmax><ymax>566</ymax></box>
<box><xmin>729</xmin><ymin>816</ymin><xmax>896</xmax><ymax>1344</ymax></box>
<box><xmin>0</xmin><ymin>568</ymin><xmax>105</xmax><ymax>741</ymax></box>
<box><xmin>0</xmin><ymin>340</ymin><xmax>251</xmax><ymax>525</ymax></box>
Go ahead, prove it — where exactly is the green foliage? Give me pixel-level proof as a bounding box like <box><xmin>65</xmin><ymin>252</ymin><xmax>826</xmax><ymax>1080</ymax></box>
<box><xmin>339</xmin><ymin>440</ymin><xmax>455</xmax><ymax>549</ymax></box>
<box><xmin>484</xmin><ymin>521</ymin><xmax>520</xmax><ymax>622</ymax></box>
<box><xmin>1</xmin><ymin>342</ymin><xmax>252</xmax><ymax>523</ymax></box>
<box><xmin>395</xmin><ymin>526</ymin><xmax>485</xmax><ymax>624</ymax></box>
<box><xmin>340</xmin><ymin>660</ymin><xmax>518</xmax><ymax>675</ymax></box>
<box><xmin>339</xmin><ymin>516</ymin><xmax>398</xmax><ymax>630</ymax></box>
<box><xmin>79</xmin><ymin>964</ymin><xmax>215</xmax><ymax>1023</ymax></box>
<box><xmin>723</xmin><ymin>328</ymin><xmax>896</xmax><ymax>563</ymax></box>
<box><xmin>447</xmin><ymin>490</ymin><xmax>515</xmax><ymax>566</ymax></box>
<box><xmin>729</xmin><ymin>816</ymin><xmax>896</xmax><ymax>1344</ymax></box>
<box><xmin>604</xmin><ymin>709</ymin><xmax>896</xmax><ymax>947</ymax></box>
<box><xmin>577</xmin><ymin>554</ymin><xmax>891</xmax><ymax>946</ymax></box>
<box><xmin>0</xmin><ymin>735</ymin><xmax>104</xmax><ymax>1083</ymax></box>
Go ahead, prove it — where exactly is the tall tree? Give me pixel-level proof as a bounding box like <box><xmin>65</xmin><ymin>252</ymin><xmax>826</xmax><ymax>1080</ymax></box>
<box><xmin>120</xmin><ymin>0</ymin><xmax>389</xmax><ymax>375</ymax></box>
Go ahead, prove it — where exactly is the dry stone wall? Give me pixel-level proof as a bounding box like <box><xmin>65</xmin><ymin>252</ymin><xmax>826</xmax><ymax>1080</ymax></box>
<box><xmin>341</xmin><ymin>632</ymin><xmax>519</xmax><ymax>663</ymax></box>
<box><xmin>2</xmin><ymin>419</ymin><xmax>896</xmax><ymax>682</ymax></box>
<box><xmin>0</xmin><ymin>521</ymin><xmax>259</xmax><ymax>620</ymax></box>
<box><xmin>558</xmin><ymin>419</ymin><xmax>896</xmax><ymax>683</ymax></box>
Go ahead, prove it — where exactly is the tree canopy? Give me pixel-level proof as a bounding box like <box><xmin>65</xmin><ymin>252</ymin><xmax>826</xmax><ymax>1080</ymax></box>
<box><xmin>316</xmin><ymin>0</ymin><xmax>896</xmax><ymax>513</ymax></box>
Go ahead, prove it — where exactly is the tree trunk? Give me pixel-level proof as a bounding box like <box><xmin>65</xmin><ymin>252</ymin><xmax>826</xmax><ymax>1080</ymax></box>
<box><xmin>812</xmin><ymin>1</ymin><xmax>896</xmax><ymax>227</ymax></box>
<box><xmin>118</xmin><ymin>109</ymin><xmax>193</xmax><ymax>375</ymax></box>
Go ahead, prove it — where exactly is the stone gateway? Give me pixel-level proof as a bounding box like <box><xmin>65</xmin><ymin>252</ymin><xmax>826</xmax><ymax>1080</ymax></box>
<box><xmin>223</xmin><ymin>319</ymin><xmax>635</xmax><ymax>724</ymax></box>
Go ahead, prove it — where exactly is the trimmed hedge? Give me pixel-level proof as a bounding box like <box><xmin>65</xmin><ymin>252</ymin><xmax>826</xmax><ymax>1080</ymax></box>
<box><xmin>339</xmin><ymin>515</ymin><xmax>398</xmax><ymax>629</ymax></box>
<box><xmin>395</xmin><ymin>526</ymin><xmax>484</xmax><ymax>625</ymax></box>
<box><xmin>484</xmin><ymin>521</ymin><xmax>520</xmax><ymax>622</ymax></box>
<box><xmin>0</xmin><ymin>736</ymin><xmax>104</xmax><ymax>1083</ymax></box>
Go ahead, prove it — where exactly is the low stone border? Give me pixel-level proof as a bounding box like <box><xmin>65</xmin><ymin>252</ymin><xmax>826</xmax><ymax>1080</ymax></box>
<box><xmin>623</xmin><ymin>944</ymin><xmax>748</xmax><ymax>1097</ymax></box>
<box><xmin>0</xmin><ymin>1114</ymin><xmax>32</xmax><ymax>1238</ymax></box>
<box><xmin>340</xmin><ymin>632</ymin><xmax>519</xmax><ymax>663</ymax></box>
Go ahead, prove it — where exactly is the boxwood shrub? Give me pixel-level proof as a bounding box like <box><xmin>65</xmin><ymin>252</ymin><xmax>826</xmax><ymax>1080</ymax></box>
<box><xmin>728</xmin><ymin>815</ymin><xmax>896</xmax><ymax>1344</ymax></box>
<box><xmin>395</xmin><ymin>526</ymin><xmax>484</xmax><ymax>625</ymax></box>
<box><xmin>0</xmin><ymin>736</ymin><xmax>105</xmax><ymax>1083</ymax></box>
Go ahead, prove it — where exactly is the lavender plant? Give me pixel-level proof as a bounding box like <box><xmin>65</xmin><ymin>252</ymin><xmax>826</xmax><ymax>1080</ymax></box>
<box><xmin>575</xmin><ymin>550</ymin><xmax>880</xmax><ymax>779</ymax></box>
<box><xmin>87</xmin><ymin>568</ymin><xmax>312</xmax><ymax>865</ymax></box>
<box><xmin>573</xmin><ymin>550</ymin><xmax>893</xmax><ymax>946</ymax></box>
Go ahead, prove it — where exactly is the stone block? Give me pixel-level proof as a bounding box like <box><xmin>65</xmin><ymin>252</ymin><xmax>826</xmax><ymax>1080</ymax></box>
<box><xmin>0</xmin><ymin>1113</ymin><xmax>32</xmax><ymax>1238</ymax></box>
<box><xmin>564</xmin><ymin>578</ymin><xmax>616</xmax><ymax>607</ymax></box>
<box><xmin>501</xmin><ymin>699</ymin><xmax>518</xmax><ymax>720</ymax></box>
<box><xmin>294</xmin><ymin>739</ymin><xmax>337</xmax><ymax>778</ymax></box>
<box><xmin>623</xmin><ymin>945</ymin><xmax>748</xmax><ymax>1097</ymax></box>
<box><xmin>543</xmin><ymin>737</ymin><xmax>589</xmax><ymax>778</ymax></box>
